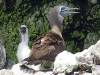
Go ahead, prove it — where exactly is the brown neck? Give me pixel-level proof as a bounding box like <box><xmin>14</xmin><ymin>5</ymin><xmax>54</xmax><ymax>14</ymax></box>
<box><xmin>51</xmin><ymin>25</ymin><xmax>62</xmax><ymax>38</ymax></box>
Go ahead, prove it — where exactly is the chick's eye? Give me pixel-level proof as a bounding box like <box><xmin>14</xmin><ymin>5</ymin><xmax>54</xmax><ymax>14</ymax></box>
<box><xmin>61</xmin><ymin>7</ymin><xmax>65</xmax><ymax>12</ymax></box>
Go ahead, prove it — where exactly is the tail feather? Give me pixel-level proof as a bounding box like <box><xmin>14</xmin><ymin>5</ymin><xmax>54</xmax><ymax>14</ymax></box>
<box><xmin>20</xmin><ymin>64</ymin><xmax>36</xmax><ymax>73</ymax></box>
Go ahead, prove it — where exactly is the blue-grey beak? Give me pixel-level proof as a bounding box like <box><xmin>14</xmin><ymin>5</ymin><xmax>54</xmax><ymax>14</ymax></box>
<box><xmin>64</xmin><ymin>7</ymin><xmax>79</xmax><ymax>14</ymax></box>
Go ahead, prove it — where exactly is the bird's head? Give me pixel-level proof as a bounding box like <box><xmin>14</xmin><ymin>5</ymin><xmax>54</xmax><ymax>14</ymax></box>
<box><xmin>20</xmin><ymin>25</ymin><xmax>28</xmax><ymax>34</ymax></box>
<box><xmin>57</xmin><ymin>5</ymin><xmax>79</xmax><ymax>17</ymax></box>
<box><xmin>48</xmin><ymin>5</ymin><xmax>79</xmax><ymax>29</ymax></box>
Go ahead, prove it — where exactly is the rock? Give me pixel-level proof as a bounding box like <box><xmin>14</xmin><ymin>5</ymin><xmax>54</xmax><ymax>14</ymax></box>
<box><xmin>0</xmin><ymin>69</ymin><xmax>14</xmax><ymax>75</ymax></box>
<box><xmin>74</xmin><ymin>39</ymin><xmax>100</xmax><ymax>74</ymax></box>
<box><xmin>75</xmin><ymin>40</ymin><xmax>100</xmax><ymax>65</ymax></box>
<box><xmin>75</xmin><ymin>48</ymin><xmax>93</xmax><ymax>65</ymax></box>
<box><xmin>11</xmin><ymin>63</ymin><xmax>53</xmax><ymax>75</ymax></box>
<box><xmin>80</xmin><ymin>72</ymin><xmax>92</xmax><ymax>75</ymax></box>
<box><xmin>53</xmin><ymin>51</ymin><xmax>78</xmax><ymax>74</ymax></box>
<box><xmin>57</xmin><ymin>73</ymin><xmax>65</xmax><ymax>75</ymax></box>
<box><xmin>92</xmin><ymin>65</ymin><xmax>100</xmax><ymax>75</ymax></box>
<box><xmin>11</xmin><ymin>63</ymin><xmax>33</xmax><ymax>75</ymax></box>
<box><xmin>0</xmin><ymin>40</ymin><xmax>6</xmax><ymax>69</ymax></box>
<box><xmin>11</xmin><ymin>63</ymin><xmax>54</xmax><ymax>75</ymax></box>
<box><xmin>91</xmin><ymin>40</ymin><xmax>100</xmax><ymax>64</ymax></box>
<box><xmin>33</xmin><ymin>71</ymin><xmax>53</xmax><ymax>75</ymax></box>
<box><xmin>74</xmin><ymin>72</ymin><xmax>92</xmax><ymax>75</ymax></box>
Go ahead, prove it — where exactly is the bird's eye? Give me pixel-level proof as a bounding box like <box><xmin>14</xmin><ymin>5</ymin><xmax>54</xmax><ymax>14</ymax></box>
<box><xmin>20</xmin><ymin>27</ymin><xmax>26</xmax><ymax>33</ymax></box>
<box><xmin>61</xmin><ymin>7</ymin><xmax>66</xmax><ymax>12</ymax></box>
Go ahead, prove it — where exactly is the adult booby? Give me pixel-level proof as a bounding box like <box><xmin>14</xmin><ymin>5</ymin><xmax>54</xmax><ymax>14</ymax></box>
<box><xmin>17</xmin><ymin>25</ymin><xmax>31</xmax><ymax>62</ymax></box>
<box><xmin>21</xmin><ymin>5</ymin><xmax>79</xmax><ymax>71</ymax></box>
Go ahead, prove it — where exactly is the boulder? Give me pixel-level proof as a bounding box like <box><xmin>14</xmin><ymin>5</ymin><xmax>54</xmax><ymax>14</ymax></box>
<box><xmin>75</xmin><ymin>48</ymin><xmax>93</xmax><ymax>65</ymax></box>
<box><xmin>92</xmin><ymin>65</ymin><xmax>100</xmax><ymax>75</ymax></box>
<box><xmin>75</xmin><ymin>40</ymin><xmax>100</xmax><ymax>65</ymax></box>
<box><xmin>53</xmin><ymin>51</ymin><xmax>78</xmax><ymax>74</ymax></box>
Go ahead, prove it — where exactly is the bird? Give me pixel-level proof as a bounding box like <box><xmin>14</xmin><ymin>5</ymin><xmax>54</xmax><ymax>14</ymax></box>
<box><xmin>0</xmin><ymin>40</ymin><xmax>6</xmax><ymax>69</ymax></box>
<box><xmin>17</xmin><ymin>25</ymin><xmax>31</xmax><ymax>62</ymax></box>
<box><xmin>20</xmin><ymin>5</ymin><xmax>79</xmax><ymax>72</ymax></box>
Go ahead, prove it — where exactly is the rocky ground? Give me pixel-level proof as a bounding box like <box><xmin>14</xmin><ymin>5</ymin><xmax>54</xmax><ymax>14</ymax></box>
<box><xmin>0</xmin><ymin>40</ymin><xmax>100</xmax><ymax>75</ymax></box>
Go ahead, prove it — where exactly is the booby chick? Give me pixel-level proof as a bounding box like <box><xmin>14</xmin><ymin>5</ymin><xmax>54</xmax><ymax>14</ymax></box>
<box><xmin>20</xmin><ymin>5</ymin><xmax>79</xmax><ymax>72</ymax></box>
<box><xmin>17</xmin><ymin>25</ymin><xmax>31</xmax><ymax>62</ymax></box>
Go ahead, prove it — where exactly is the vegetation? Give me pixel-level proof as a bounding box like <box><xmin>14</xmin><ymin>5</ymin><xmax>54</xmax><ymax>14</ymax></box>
<box><xmin>0</xmin><ymin>0</ymin><xmax>100</xmax><ymax>62</ymax></box>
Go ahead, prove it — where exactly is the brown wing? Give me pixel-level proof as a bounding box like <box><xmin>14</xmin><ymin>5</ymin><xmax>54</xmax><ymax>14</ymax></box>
<box><xmin>27</xmin><ymin>32</ymin><xmax>65</xmax><ymax>64</ymax></box>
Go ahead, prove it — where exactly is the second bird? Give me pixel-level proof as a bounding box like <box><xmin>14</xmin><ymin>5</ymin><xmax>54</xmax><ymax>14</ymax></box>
<box><xmin>21</xmin><ymin>5</ymin><xmax>79</xmax><ymax>70</ymax></box>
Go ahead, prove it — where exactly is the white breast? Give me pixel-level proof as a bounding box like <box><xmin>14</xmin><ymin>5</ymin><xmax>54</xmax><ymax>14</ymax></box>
<box><xmin>17</xmin><ymin>43</ymin><xmax>31</xmax><ymax>62</ymax></box>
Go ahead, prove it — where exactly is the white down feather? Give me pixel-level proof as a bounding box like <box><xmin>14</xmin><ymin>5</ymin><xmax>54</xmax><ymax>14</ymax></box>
<box><xmin>17</xmin><ymin>25</ymin><xmax>31</xmax><ymax>62</ymax></box>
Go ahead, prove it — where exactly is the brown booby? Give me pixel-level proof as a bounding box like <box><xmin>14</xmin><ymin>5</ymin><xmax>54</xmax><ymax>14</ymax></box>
<box><xmin>17</xmin><ymin>25</ymin><xmax>31</xmax><ymax>62</ymax></box>
<box><xmin>21</xmin><ymin>5</ymin><xmax>79</xmax><ymax>71</ymax></box>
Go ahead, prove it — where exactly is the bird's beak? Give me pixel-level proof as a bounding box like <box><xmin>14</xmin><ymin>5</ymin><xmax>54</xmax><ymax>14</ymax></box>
<box><xmin>64</xmin><ymin>7</ymin><xmax>79</xmax><ymax>14</ymax></box>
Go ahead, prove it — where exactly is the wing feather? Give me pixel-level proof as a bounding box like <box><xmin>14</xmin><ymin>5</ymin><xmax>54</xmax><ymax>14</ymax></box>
<box><xmin>27</xmin><ymin>32</ymin><xmax>65</xmax><ymax>63</ymax></box>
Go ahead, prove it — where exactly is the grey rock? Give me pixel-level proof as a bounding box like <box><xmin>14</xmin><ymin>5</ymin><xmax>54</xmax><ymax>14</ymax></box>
<box><xmin>53</xmin><ymin>51</ymin><xmax>78</xmax><ymax>74</ymax></box>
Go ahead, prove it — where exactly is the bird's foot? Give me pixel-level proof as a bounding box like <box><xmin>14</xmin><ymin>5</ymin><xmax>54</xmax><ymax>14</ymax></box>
<box><xmin>21</xmin><ymin>60</ymin><xmax>28</xmax><ymax>64</ymax></box>
<box><xmin>52</xmin><ymin>72</ymin><xmax>58</xmax><ymax>75</ymax></box>
<box><xmin>20</xmin><ymin>64</ymin><xmax>36</xmax><ymax>73</ymax></box>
